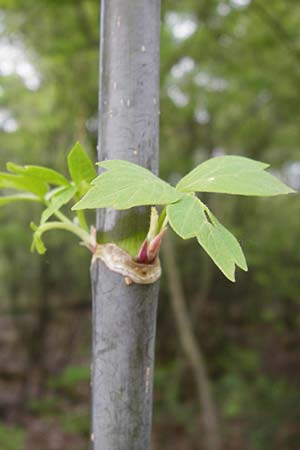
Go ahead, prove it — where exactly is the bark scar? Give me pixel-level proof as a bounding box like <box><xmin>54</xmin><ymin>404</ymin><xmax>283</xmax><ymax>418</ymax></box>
<box><xmin>92</xmin><ymin>243</ymin><xmax>161</xmax><ymax>285</ymax></box>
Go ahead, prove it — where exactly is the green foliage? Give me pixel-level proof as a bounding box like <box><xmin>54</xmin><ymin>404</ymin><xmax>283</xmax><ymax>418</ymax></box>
<box><xmin>218</xmin><ymin>347</ymin><xmax>300</xmax><ymax>450</ymax></box>
<box><xmin>30</xmin><ymin>221</ymin><xmax>47</xmax><ymax>254</ymax></box>
<box><xmin>67</xmin><ymin>142</ymin><xmax>97</xmax><ymax>196</ymax></box>
<box><xmin>73</xmin><ymin>155</ymin><xmax>292</xmax><ymax>281</ymax></box>
<box><xmin>176</xmin><ymin>156</ymin><xmax>294</xmax><ymax>196</ymax></box>
<box><xmin>0</xmin><ymin>423</ymin><xmax>26</xmax><ymax>450</ymax></box>
<box><xmin>154</xmin><ymin>362</ymin><xmax>196</xmax><ymax>428</ymax></box>
<box><xmin>73</xmin><ymin>159</ymin><xmax>182</xmax><ymax>210</ymax></box>
<box><xmin>0</xmin><ymin>143</ymin><xmax>95</xmax><ymax>255</ymax></box>
<box><xmin>0</xmin><ymin>172</ymin><xmax>48</xmax><ymax>197</ymax></box>
<box><xmin>6</xmin><ymin>162</ymin><xmax>70</xmax><ymax>186</ymax></box>
<box><xmin>167</xmin><ymin>195</ymin><xmax>247</xmax><ymax>280</ymax></box>
<box><xmin>197</xmin><ymin>209</ymin><xmax>248</xmax><ymax>281</ymax></box>
<box><xmin>0</xmin><ymin>147</ymin><xmax>293</xmax><ymax>280</ymax></box>
<box><xmin>167</xmin><ymin>195</ymin><xmax>206</xmax><ymax>239</ymax></box>
<box><xmin>0</xmin><ymin>193</ymin><xmax>41</xmax><ymax>206</ymax></box>
<box><xmin>48</xmin><ymin>365</ymin><xmax>90</xmax><ymax>389</ymax></box>
<box><xmin>41</xmin><ymin>185</ymin><xmax>77</xmax><ymax>224</ymax></box>
<box><xmin>1</xmin><ymin>1</ymin><xmax>300</xmax><ymax>448</ymax></box>
<box><xmin>59</xmin><ymin>411</ymin><xmax>90</xmax><ymax>436</ymax></box>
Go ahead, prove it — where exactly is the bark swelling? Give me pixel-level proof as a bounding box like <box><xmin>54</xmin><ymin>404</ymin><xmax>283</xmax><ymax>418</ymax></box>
<box><xmin>91</xmin><ymin>1</ymin><xmax>161</xmax><ymax>449</ymax></box>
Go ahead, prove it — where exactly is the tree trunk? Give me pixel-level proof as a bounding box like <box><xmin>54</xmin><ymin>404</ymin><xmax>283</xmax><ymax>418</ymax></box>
<box><xmin>162</xmin><ymin>234</ymin><xmax>223</xmax><ymax>450</ymax></box>
<box><xmin>90</xmin><ymin>1</ymin><xmax>161</xmax><ymax>449</ymax></box>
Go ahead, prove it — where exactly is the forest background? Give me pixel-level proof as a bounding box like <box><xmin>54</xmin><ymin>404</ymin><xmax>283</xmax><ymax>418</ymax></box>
<box><xmin>0</xmin><ymin>1</ymin><xmax>300</xmax><ymax>449</ymax></box>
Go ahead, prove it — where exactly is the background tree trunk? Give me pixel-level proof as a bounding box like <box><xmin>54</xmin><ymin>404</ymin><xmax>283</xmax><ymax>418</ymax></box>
<box><xmin>162</xmin><ymin>234</ymin><xmax>223</xmax><ymax>450</ymax></box>
<box><xmin>90</xmin><ymin>1</ymin><xmax>161</xmax><ymax>449</ymax></box>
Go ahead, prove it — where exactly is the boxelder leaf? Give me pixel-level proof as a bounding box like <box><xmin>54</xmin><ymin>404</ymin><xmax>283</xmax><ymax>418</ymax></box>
<box><xmin>41</xmin><ymin>185</ymin><xmax>77</xmax><ymax>224</ymax></box>
<box><xmin>0</xmin><ymin>173</ymin><xmax>48</xmax><ymax>197</ymax></box>
<box><xmin>167</xmin><ymin>194</ymin><xmax>247</xmax><ymax>281</ymax></box>
<box><xmin>0</xmin><ymin>193</ymin><xmax>41</xmax><ymax>206</ymax></box>
<box><xmin>73</xmin><ymin>159</ymin><xmax>182</xmax><ymax>210</ymax></box>
<box><xmin>177</xmin><ymin>155</ymin><xmax>295</xmax><ymax>196</ymax></box>
<box><xmin>167</xmin><ymin>194</ymin><xmax>207</xmax><ymax>239</ymax></box>
<box><xmin>204</xmin><ymin>211</ymin><xmax>248</xmax><ymax>272</ymax></box>
<box><xmin>7</xmin><ymin>162</ymin><xmax>70</xmax><ymax>186</ymax></box>
<box><xmin>6</xmin><ymin>162</ymin><xmax>25</xmax><ymax>174</ymax></box>
<box><xmin>196</xmin><ymin>209</ymin><xmax>248</xmax><ymax>281</ymax></box>
<box><xmin>67</xmin><ymin>142</ymin><xmax>96</xmax><ymax>195</ymax></box>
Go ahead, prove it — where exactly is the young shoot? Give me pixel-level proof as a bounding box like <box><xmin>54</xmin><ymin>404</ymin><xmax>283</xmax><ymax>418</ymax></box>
<box><xmin>0</xmin><ymin>142</ymin><xmax>295</xmax><ymax>282</ymax></box>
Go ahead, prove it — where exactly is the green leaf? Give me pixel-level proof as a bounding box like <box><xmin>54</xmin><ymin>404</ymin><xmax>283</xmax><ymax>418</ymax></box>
<box><xmin>6</xmin><ymin>162</ymin><xmax>25</xmax><ymax>174</ymax></box>
<box><xmin>177</xmin><ymin>155</ymin><xmax>295</xmax><ymax>196</ymax></box>
<box><xmin>167</xmin><ymin>194</ymin><xmax>207</xmax><ymax>239</ymax></box>
<box><xmin>167</xmin><ymin>195</ymin><xmax>247</xmax><ymax>281</ymax></box>
<box><xmin>196</xmin><ymin>210</ymin><xmax>247</xmax><ymax>281</ymax></box>
<box><xmin>0</xmin><ymin>173</ymin><xmax>48</xmax><ymax>197</ymax></box>
<box><xmin>67</xmin><ymin>142</ymin><xmax>96</xmax><ymax>195</ymax></box>
<box><xmin>7</xmin><ymin>162</ymin><xmax>70</xmax><ymax>187</ymax></box>
<box><xmin>41</xmin><ymin>185</ymin><xmax>77</xmax><ymax>224</ymax></box>
<box><xmin>0</xmin><ymin>193</ymin><xmax>41</xmax><ymax>206</ymax></box>
<box><xmin>73</xmin><ymin>159</ymin><xmax>183</xmax><ymax>210</ymax></box>
<box><xmin>204</xmin><ymin>211</ymin><xmax>248</xmax><ymax>272</ymax></box>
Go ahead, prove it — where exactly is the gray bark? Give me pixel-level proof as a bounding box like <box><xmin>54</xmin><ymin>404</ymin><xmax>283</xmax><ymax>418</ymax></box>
<box><xmin>91</xmin><ymin>1</ymin><xmax>161</xmax><ymax>449</ymax></box>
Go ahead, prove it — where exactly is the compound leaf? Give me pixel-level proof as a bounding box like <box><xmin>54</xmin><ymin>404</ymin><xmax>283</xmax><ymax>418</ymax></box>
<box><xmin>167</xmin><ymin>194</ymin><xmax>247</xmax><ymax>281</ymax></box>
<box><xmin>73</xmin><ymin>159</ymin><xmax>182</xmax><ymax>210</ymax></box>
<box><xmin>177</xmin><ymin>155</ymin><xmax>295</xmax><ymax>196</ymax></box>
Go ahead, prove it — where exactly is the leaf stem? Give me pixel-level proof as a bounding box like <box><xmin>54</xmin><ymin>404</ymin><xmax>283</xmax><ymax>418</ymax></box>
<box><xmin>54</xmin><ymin>210</ymin><xmax>74</xmax><ymax>224</ymax></box>
<box><xmin>158</xmin><ymin>206</ymin><xmax>169</xmax><ymax>230</ymax></box>
<box><xmin>36</xmin><ymin>221</ymin><xmax>92</xmax><ymax>246</ymax></box>
<box><xmin>76</xmin><ymin>208</ymin><xmax>89</xmax><ymax>231</ymax></box>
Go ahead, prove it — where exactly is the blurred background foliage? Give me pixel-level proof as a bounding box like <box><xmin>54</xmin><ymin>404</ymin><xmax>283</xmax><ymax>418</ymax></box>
<box><xmin>0</xmin><ymin>0</ymin><xmax>300</xmax><ymax>449</ymax></box>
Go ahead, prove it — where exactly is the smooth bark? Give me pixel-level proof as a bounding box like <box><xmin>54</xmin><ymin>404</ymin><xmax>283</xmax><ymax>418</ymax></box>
<box><xmin>90</xmin><ymin>1</ymin><xmax>161</xmax><ymax>449</ymax></box>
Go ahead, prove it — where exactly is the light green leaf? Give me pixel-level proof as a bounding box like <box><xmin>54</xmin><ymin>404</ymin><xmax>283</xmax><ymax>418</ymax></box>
<box><xmin>167</xmin><ymin>194</ymin><xmax>207</xmax><ymax>239</ymax></box>
<box><xmin>73</xmin><ymin>159</ymin><xmax>183</xmax><ymax>210</ymax></box>
<box><xmin>204</xmin><ymin>212</ymin><xmax>248</xmax><ymax>272</ymax></box>
<box><xmin>0</xmin><ymin>193</ymin><xmax>41</xmax><ymax>206</ymax></box>
<box><xmin>67</xmin><ymin>142</ymin><xmax>96</xmax><ymax>195</ymax></box>
<box><xmin>196</xmin><ymin>209</ymin><xmax>247</xmax><ymax>281</ymax></box>
<box><xmin>167</xmin><ymin>195</ymin><xmax>247</xmax><ymax>281</ymax></box>
<box><xmin>6</xmin><ymin>162</ymin><xmax>25</xmax><ymax>174</ymax></box>
<box><xmin>0</xmin><ymin>173</ymin><xmax>48</xmax><ymax>197</ymax></box>
<box><xmin>7</xmin><ymin>162</ymin><xmax>70</xmax><ymax>187</ymax></box>
<box><xmin>177</xmin><ymin>155</ymin><xmax>295</xmax><ymax>196</ymax></box>
<box><xmin>41</xmin><ymin>185</ymin><xmax>77</xmax><ymax>224</ymax></box>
